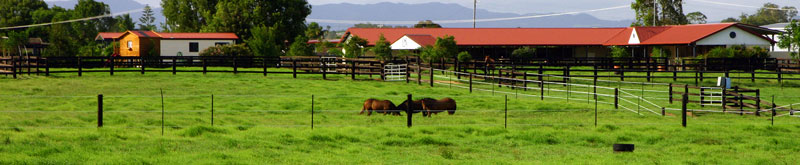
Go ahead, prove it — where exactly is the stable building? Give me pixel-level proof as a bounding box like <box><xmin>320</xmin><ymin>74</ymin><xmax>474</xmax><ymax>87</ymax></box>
<box><xmin>96</xmin><ymin>31</ymin><xmax>239</xmax><ymax>57</ymax></box>
<box><xmin>341</xmin><ymin>23</ymin><xmax>781</xmax><ymax>59</ymax></box>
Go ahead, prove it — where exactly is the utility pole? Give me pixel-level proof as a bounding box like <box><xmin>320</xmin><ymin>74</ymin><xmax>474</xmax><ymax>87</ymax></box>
<box><xmin>653</xmin><ymin>0</ymin><xmax>657</xmax><ymax>26</ymax></box>
<box><xmin>473</xmin><ymin>0</ymin><xmax>477</xmax><ymax>28</ymax></box>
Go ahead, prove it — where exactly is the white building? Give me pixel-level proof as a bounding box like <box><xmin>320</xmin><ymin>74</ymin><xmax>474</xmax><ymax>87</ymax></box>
<box><xmin>158</xmin><ymin>33</ymin><xmax>239</xmax><ymax>56</ymax></box>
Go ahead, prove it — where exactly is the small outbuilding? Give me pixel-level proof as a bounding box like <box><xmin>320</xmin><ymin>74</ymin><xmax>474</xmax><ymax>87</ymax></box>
<box><xmin>97</xmin><ymin>31</ymin><xmax>239</xmax><ymax>57</ymax></box>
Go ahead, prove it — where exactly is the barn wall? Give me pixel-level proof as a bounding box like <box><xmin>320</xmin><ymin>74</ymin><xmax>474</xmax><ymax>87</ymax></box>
<box><xmin>160</xmin><ymin>39</ymin><xmax>234</xmax><ymax>56</ymax></box>
<box><xmin>696</xmin><ymin>26</ymin><xmax>771</xmax><ymax>47</ymax></box>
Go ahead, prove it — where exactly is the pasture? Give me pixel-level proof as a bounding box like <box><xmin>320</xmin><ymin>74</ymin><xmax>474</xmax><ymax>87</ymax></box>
<box><xmin>1</xmin><ymin>68</ymin><xmax>799</xmax><ymax>164</ymax></box>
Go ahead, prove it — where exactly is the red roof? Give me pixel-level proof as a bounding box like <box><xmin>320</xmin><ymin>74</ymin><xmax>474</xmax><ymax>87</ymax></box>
<box><xmin>403</xmin><ymin>34</ymin><xmax>436</xmax><ymax>47</ymax></box>
<box><xmin>343</xmin><ymin>23</ymin><xmax>776</xmax><ymax>47</ymax></box>
<box><xmin>344</xmin><ymin>28</ymin><xmax>627</xmax><ymax>46</ymax></box>
<box><xmin>159</xmin><ymin>33</ymin><xmax>239</xmax><ymax>40</ymax></box>
<box><xmin>105</xmin><ymin>31</ymin><xmax>239</xmax><ymax>40</ymax></box>
<box><xmin>96</xmin><ymin>32</ymin><xmax>124</xmax><ymax>40</ymax></box>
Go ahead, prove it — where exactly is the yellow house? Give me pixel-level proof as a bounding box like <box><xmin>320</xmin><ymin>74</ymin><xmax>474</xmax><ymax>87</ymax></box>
<box><xmin>118</xmin><ymin>31</ymin><xmax>162</xmax><ymax>57</ymax></box>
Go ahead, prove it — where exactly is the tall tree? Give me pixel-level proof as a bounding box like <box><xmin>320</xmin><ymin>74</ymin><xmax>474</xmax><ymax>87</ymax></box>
<box><xmin>686</xmin><ymin>11</ymin><xmax>707</xmax><ymax>24</ymax></box>
<box><xmin>343</xmin><ymin>36</ymin><xmax>368</xmax><ymax>58</ymax></box>
<box><xmin>434</xmin><ymin>35</ymin><xmax>457</xmax><ymax>59</ymax></box>
<box><xmin>779</xmin><ymin>20</ymin><xmax>800</xmax><ymax>59</ymax></box>
<box><xmin>138</xmin><ymin>5</ymin><xmax>156</xmax><ymax>31</ymax></box>
<box><xmin>414</xmin><ymin>20</ymin><xmax>442</xmax><ymax>28</ymax></box>
<box><xmin>305</xmin><ymin>22</ymin><xmax>323</xmax><ymax>40</ymax></box>
<box><xmin>114</xmin><ymin>14</ymin><xmax>135</xmax><ymax>32</ymax></box>
<box><xmin>0</xmin><ymin>0</ymin><xmax>48</xmax><ymax>28</ymax></box>
<box><xmin>288</xmin><ymin>35</ymin><xmax>313</xmax><ymax>56</ymax></box>
<box><xmin>161</xmin><ymin>0</ymin><xmax>218</xmax><ymax>32</ymax></box>
<box><xmin>248</xmin><ymin>25</ymin><xmax>282</xmax><ymax>57</ymax></box>
<box><xmin>720</xmin><ymin>3</ymin><xmax>797</xmax><ymax>26</ymax></box>
<box><xmin>372</xmin><ymin>34</ymin><xmax>392</xmax><ymax>60</ymax></box>
<box><xmin>631</xmin><ymin>0</ymin><xmax>688</xmax><ymax>26</ymax></box>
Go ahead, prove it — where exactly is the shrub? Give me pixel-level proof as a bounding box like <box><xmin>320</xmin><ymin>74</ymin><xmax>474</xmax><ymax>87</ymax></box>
<box><xmin>457</xmin><ymin>51</ymin><xmax>472</xmax><ymax>62</ymax></box>
<box><xmin>511</xmin><ymin>47</ymin><xmax>536</xmax><ymax>60</ymax></box>
<box><xmin>199</xmin><ymin>44</ymin><xmax>253</xmax><ymax>56</ymax></box>
<box><xmin>650</xmin><ymin>46</ymin><xmax>671</xmax><ymax>58</ymax></box>
<box><xmin>288</xmin><ymin>35</ymin><xmax>313</xmax><ymax>56</ymax></box>
<box><xmin>610</xmin><ymin>46</ymin><xmax>630</xmax><ymax>58</ymax></box>
<box><xmin>703</xmin><ymin>45</ymin><xmax>769</xmax><ymax>58</ymax></box>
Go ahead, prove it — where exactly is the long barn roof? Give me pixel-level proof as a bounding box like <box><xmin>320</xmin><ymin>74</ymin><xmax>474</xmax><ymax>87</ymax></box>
<box><xmin>342</xmin><ymin>23</ymin><xmax>776</xmax><ymax>46</ymax></box>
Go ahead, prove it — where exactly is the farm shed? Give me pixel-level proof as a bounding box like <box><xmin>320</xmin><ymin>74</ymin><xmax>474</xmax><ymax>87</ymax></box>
<box><xmin>341</xmin><ymin>23</ymin><xmax>780</xmax><ymax>59</ymax></box>
<box><xmin>98</xmin><ymin>31</ymin><xmax>238</xmax><ymax>57</ymax></box>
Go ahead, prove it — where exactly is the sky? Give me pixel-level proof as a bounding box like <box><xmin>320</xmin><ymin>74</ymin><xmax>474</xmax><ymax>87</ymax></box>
<box><xmin>56</xmin><ymin>0</ymin><xmax>800</xmax><ymax>22</ymax></box>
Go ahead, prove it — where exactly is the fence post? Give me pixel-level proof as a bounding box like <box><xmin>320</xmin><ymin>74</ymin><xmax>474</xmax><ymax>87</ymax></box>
<box><xmin>614</xmin><ymin>88</ymin><xmax>619</xmax><ymax>109</ymax></box>
<box><xmin>202</xmin><ymin>58</ymin><xmax>207</xmax><ymax>75</ymax></box>
<box><xmin>540</xmin><ymin>81</ymin><xmax>544</xmax><ymax>100</ymax></box>
<box><xmin>98</xmin><ymin>94</ymin><xmax>103</xmax><ymax>128</ymax></box>
<box><xmin>406</xmin><ymin>57</ymin><xmax>410</xmax><ymax>83</ymax></box>
<box><xmin>311</xmin><ymin>94</ymin><xmax>314</xmax><ymax>130</ymax></box>
<box><xmin>322</xmin><ymin>58</ymin><xmax>327</xmax><ymax>80</ymax></box>
<box><xmin>469</xmin><ymin>73</ymin><xmax>473</xmax><ymax>93</ymax></box>
<box><xmin>771</xmin><ymin>95</ymin><xmax>775</xmax><ymax>126</ymax></box>
<box><xmin>523</xmin><ymin>73</ymin><xmax>528</xmax><ymax>91</ymax></box>
<box><xmin>504</xmin><ymin>95</ymin><xmax>508</xmax><ymax>129</ymax></box>
<box><xmin>594</xmin><ymin>90</ymin><xmax>598</xmax><ymax>127</ymax></box>
<box><xmin>352</xmin><ymin>59</ymin><xmax>357</xmax><ymax>80</ymax></box>
<box><xmin>110</xmin><ymin>56</ymin><xmax>114</xmax><ymax>76</ymax></box>
<box><xmin>417</xmin><ymin>58</ymin><xmax>421</xmax><ymax>85</ymax></box>
<box><xmin>756</xmin><ymin>89</ymin><xmax>761</xmax><ymax>116</ymax></box>
<box><xmin>45</xmin><ymin>58</ymin><xmax>49</xmax><ymax>76</ymax></box>
<box><xmin>160</xmin><ymin>89</ymin><xmax>165</xmax><ymax>136</ymax></box>
<box><xmin>722</xmin><ymin>87</ymin><xmax>727</xmax><ymax>112</ymax></box>
<box><xmin>11</xmin><ymin>58</ymin><xmax>17</xmax><ymax>79</ymax></box>
<box><xmin>661</xmin><ymin>107</ymin><xmax>665</xmax><ymax>116</ymax></box>
<box><xmin>538</xmin><ymin>63</ymin><xmax>543</xmax><ymax>83</ymax></box>
<box><xmin>293</xmin><ymin>58</ymin><xmax>298</xmax><ymax>78</ymax></box>
<box><xmin>406</xmin><ymin>94</ymin><xmax>413</xmax><ymax>128</ymax></box>
<box><xmin>430</xmin><ymin>63</ymin><xmax>434</xmax><ymax>87</ymax></box>
<box><xmin>78</xmin><ymin>57</ymin><xmax>82</xmax><ymax>77</ymax></box>
<box><xmin>140</xmin><ymin>57</ymin><xmax>145</xmax><ymax>75</ymax></box>
<box><xmin>263</xmin><ymin>57</ymin><xmax>268</xmax><ymax>76</ymax></box>
<box><xmin>172</xmin><ymin>57</ymin><xmax>177</xmax><ymax>75</ymax></box>
<box><xmin>682</xmin><ymin>93</ymin><xmax>688</xmax><ymax>128</ymax></box>
<box><xmin>669</xmin><ymin>83</ymin><xmax>673</xmax><ymax>104</ymax></box>
<box><xmin>211</xmin><ymin>94</ymin><xmax>214</xmax><ymax>126</ymax></box>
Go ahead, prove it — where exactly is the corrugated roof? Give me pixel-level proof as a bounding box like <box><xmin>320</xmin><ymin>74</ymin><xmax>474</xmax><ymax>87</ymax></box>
<box><xmin>158</xmin><ymin>33</ymin><xmax>239</xmax><ymax>40</ymax></box>
<box><xmin>343</xmin><ymin>28</ymin><xmax>628</xmax><ymax>46</ymax></box>
<box><xmin>96</xmin><ymin>32</ymin><xmax>125</xmax><ymax>40</ymax></box>
<box><xmin>404</xmin><ymin>34</ymin><xmax>436</xmax><ymax>47</ymax></box>
<box><xmin>343</xmin><ymin>23</ymin><xmax>775</xmax><ymax>47</ymax></box>
<box><xmin>129</xmin><ymin>31</ymin><xmax>161</xmax><ymax>38</ymax></box>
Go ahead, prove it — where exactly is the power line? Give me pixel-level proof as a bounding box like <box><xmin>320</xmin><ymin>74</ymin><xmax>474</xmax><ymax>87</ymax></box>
<box><xmin>690</xmin><ymin>0</ymin><xmax>798</xmax><ymax>11</ymax></box>
<box><xmin>0</xmin><ymin>8</ymin><xmax>145</xmax><ymax>30</ymax></box>
<box><xmin>307</xmin><ymin>5</ymin><xmax>629</xmax><ymax>25</ymax></box>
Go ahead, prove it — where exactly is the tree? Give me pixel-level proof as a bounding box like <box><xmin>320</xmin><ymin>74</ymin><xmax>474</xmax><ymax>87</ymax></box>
<box><xmin>779</xmin><ymin>20</ymin><xmax>800</xmax><ymax>59</ymax></box>
<box><xmin>138</xmin><ymin>4</ymin><xmax>156</xmax><ymax>31</ymax></box>
<box><xmin>288</xmin><ymin>35</ymin><xmax>313</xmax><ymax>56</ymax></box>
<box><xmin>511</xmin><ymin>47</ymin><xmax>537</xmax><ymax>60</ymax></box>
<box><xmin>457</xmin><ymin>51</ymin><xmax>472</xmax><ymax>62</ymax></box>
<box><xmin>434</xmin><ymin>35</ymin><xmax>457</xmax><ymax>59</ymax></box>
<box><xmin>418</xmin><ymin>46</ymin><xmax>440</xmax><ymax>62</ymax></box>
<box><xmin>195</xmin><ymin>0</ymin><xmax>311</xmax><ymax>49</ymax></box>
<box><xmin>631</xmin><ymin>0</ymin><xmax>688</xmax><ymax>26</ymax></box>
<box><xmin>160</xmin><ymin>0</ymin><xmax>218</xmax><ymax>32</ymax></box>
<box><xmin>343</xmin><ymin>36</ymin><xmax>368</xmax><ymax>58</ymax></box>
<box><xmin>247</xmin><ymin>25</ymin><xmax>282</xmax><ymax>57</ymax></box>
<box><xmin>720</xmin><ymin>3</ymin><xmax>797</xmax><ymax>26</ymax></box>
<box><xmin>114</xmin><ymin>14</ymin><xmax>135</xmax><ymax>32</ymax></box>
<box><xmin>0</xmin><ymin>0</ymin><xmax>48</xmax><ymax>28</ymax></box>
<box><xmin>372</xmin><ymin>34</ymin><xmax>392</xmax><ymax>60</ymax></box>
<box><xmin>414</xmin><ymin>20</ymin><xmax>442</xmax><ymax>28</ymax></box>
<box><xmin>610</xmin><ymin>46</ymin><xmax>630</xmax><ymax>58</ymax></box>
<box><xmin>686</xmin><ymin>11</ymin><xmax>707</xmax><ymax>24</ymax></box>
<box><xmin>305</xmin><ymin>22</ymin><xmax>323</xmax><ymax>40</ymax></box>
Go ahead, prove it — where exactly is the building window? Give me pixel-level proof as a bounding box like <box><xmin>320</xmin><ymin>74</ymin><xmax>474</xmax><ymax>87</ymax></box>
<box><xmin>215</xmin><ymin>42</ymin><xmax>230</xmax><ymax>46</ymax></box>
<box><xmin>189</xmin><ymin>42</ymin><xmax>199</xmax><ymax>52</ymax></box>
<box><xmin>127</xmin><ymin>41</ymin><xmax>133</xmax><ymax>50</ymax></box>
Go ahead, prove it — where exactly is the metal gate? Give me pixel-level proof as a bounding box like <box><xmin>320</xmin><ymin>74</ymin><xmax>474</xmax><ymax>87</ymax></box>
<box><xmin>384</xmin><ymin>63</ymin><xmax>406</xmax><ymax>81</ymax></box>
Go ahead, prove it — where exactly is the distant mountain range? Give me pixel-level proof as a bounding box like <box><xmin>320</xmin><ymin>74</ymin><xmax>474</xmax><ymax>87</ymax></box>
<box><xmin>46</xmin><ymin>0</ymin><xmax>166</xmax><ymax>29</ymax></box>
<box><xmin>309</xmin><ymin>2</ymin><xmax>634</xmax><ymax>30</ymax></box>
<box><xmin>44</xmin><ymin>1</ymin><xmax>633</xmax><ymax>31</ymax></box>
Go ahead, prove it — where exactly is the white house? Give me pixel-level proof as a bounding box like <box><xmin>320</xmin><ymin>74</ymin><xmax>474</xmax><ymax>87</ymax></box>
<box><xmin>158</xmin><ymin>33</ymin><xmax>239</xmax><ymax>56</ymax></box>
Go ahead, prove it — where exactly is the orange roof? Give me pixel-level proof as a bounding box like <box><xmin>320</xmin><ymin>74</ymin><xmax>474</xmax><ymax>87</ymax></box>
<box><xmin>343</xmin><ymin>23</ymin><xmax>776</xmax><ymax>47</ymax></box>
<box><xmin>159</xmin><ymin>33</ymin><xmax>239</xmax><ymax>40</ymax></box>
<box><xmin>404</xmin><ymin>34</ymin><xmax>436</xmax><ymax>47</ymax></box>
<box><xmin>105</xmin><ymin>31</ymin><xmax>238</xmax><ymax>40</ymax></box>
<box><xmin>95</xmin><ymin>32</ymin><xmax>125</xmax><ymax>40</ymax></box>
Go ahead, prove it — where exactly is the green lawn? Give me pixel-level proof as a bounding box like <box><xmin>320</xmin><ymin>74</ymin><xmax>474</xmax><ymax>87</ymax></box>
<box><xmin>1</xmin><ymin>67</ymin><xmax>799</xmax><ymax>164</ymax></box>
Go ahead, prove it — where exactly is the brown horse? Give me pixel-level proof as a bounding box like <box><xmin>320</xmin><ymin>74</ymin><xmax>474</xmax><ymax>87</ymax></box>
<box><xmin>360</xmin><ymin>99</ymin><xmax>398</xmax><ymax>116</ymax></box>
<box><xmin>420</xmin><ymin>97</ymin><xmax>457</xmax><ymax>117</ymax></box>
<box><xmin>397</xmin><ymin>98</ymin><xmax>433</xmax><ymax>115</ymax></box>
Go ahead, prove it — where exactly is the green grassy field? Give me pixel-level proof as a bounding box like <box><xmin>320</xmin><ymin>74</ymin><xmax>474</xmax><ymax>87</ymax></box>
<box><xmin>1</xmin><ymin>67</ymin><xmax>799</xmax><ymax>164</ymax></box>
